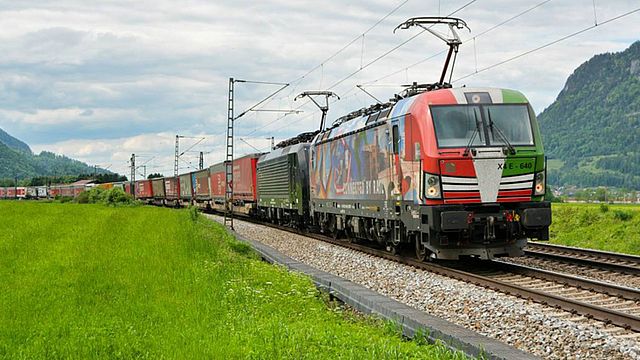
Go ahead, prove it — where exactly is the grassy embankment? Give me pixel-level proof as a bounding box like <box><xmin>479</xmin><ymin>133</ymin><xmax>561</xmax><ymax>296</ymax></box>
<box><xmin>548</xmin><ymin>203</ymin><xmax>640</xmax><ymax>255</ymax></box>
<box><xmin>0</xmin><ymin>202</ymin><xmax>467</xmax><ymax>359</ymax></box>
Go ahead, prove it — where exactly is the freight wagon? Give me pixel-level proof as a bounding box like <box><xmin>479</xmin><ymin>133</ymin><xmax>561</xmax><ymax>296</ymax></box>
<box><xmin>192</xmin><ymin>169</ymin><xmax>211</xmax><ymax>205</ymax></box>
<box><xmin>164</xmin><ymin>177</ymin><xmax>180</xmax><ymax>206</ymax></box>
<box><xmin>179</xmin><ymin>173</ymin><xmax>193</xmax><ymax>204</ymax></box>
<box><xmin>135</xmin><ymin>179</ymin><xmax>154</xmax><ymax>200</ymax></box>
<box><xmin>151</xmin><ymin>178</ymin><xmax>165</xmax><ymax>204</ymax></box>
<box><xmin>0</xmin><ymin>187</ymin><xmax>5</xmax><ymax>198</ymax></box>
<box><xmin>209</xmin><ymin>154</ymin><xmax>261</xmax><ymax>214</ymax></box>
<box><xmin>36</xmin><ymin>187</ymin><xmax>47</xmax><ymax>198</ymax></box>
<box><xmin>16</xmin><ymin>187</ymin><xmax>27</xmax><ymax>199</ymax></box>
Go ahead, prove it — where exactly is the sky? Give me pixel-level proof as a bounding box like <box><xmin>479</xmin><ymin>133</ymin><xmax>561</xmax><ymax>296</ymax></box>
<box><xmin>0</xmin><ymin>0</ymin><xmax>638</xmax><ymax>177</ymax></box>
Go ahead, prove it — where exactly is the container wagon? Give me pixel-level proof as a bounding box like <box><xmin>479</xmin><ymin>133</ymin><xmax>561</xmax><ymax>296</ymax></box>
<box><xmin>151</xmin><ymin>178</ymin><xmax>165</xmax><ymax>205</ymax></box>
<box><xmin>209</xmin><ymin>153</ymin><xmax>261</xmax><ymax>215</ymax></box>
<box><xmin>179</xmin><ymin>173</ymin><xmax>193</xmax><ymax>205</ymax></box>
<box><xmin>135</xmin><ymin>179</ymin><xmax>154</xmax><ymax>200</ymax></box>
<box><xmin>164</xmin><ymin>177</ymin><xmax>180</xmax><ymax>206</ymax></box>
<box><xmin>191</xmin><ymin>169</ymin><xmax>211</xmax><ymax>207</ymax></box>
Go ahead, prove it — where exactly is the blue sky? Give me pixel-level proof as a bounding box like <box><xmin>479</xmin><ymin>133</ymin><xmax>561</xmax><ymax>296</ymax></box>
<box><xmin>0</xmin><ymin>0</ymin><xmax>638</xmax><ymax>177</ymax></box>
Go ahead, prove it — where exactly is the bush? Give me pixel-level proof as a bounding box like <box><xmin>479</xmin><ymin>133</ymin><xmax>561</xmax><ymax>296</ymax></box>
<box><xmin>73</xmin><ymin>187</ymin><xmax>135</xmax><ymax>206</ymax></box>
<box><xmin>613</xmin><ymin>209</ymin><xmax>633</xmax><ymax>221</ymax></box>
<box><xmin>188</xmin><ymin>205</ymin><xmax>200</xmax><ymax>221</ymax></box>
<box><xmin>103</xmin><ymin>187</ymin><xmax>135</xmax><ymax>206</ymax></box>
<box><xmin>599</xmin><ymin>203</ymin><xmax>610</xmax><ymax>213</ymax></box>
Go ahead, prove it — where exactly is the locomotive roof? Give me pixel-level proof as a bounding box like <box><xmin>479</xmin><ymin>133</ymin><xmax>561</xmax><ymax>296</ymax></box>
<box><xmin>317</xmin><ymin>87</ymin><xmax>528</xmax><ymax>143</ymax></box>
<box><xmin>258</xmin><ymin>142</ymin><xmax>310</xmax><ymax>163</ymax></box>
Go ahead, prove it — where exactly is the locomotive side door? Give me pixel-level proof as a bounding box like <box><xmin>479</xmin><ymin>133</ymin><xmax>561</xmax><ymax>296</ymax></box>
<box><xmin>388</xmin><ymin>119</ymin><xmax>402</xmax><ymax>200</ymax></box>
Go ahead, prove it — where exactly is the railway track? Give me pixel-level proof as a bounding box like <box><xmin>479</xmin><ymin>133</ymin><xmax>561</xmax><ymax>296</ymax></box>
<box><xmin>526</xmin><ymin>242</ymin><xmax>640</xmax><ymax>276</ymax></box>
<box><xmin>230</xmin><ymin>216</ymin><xmax>640</xmax><ymax>333</ymax></box>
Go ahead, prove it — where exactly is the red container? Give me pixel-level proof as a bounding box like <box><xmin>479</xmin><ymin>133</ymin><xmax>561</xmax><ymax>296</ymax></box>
<box><xmin>192</xmin><ymin>169</ymin><xmax>211</xmax><ymax>200</ymax></box>
<box><xmin>49</xmin><ymin>187</ymin><xmax>61</xmax><ymax>197</ymax></box>
<box><xmin>125</xmin><ymin>183</ymin><xmax>133</xmax><ymax>195</ymax></box>
<box><xmin>60</xmin><ymin>186</ymin><xmax>73</xmax><ymax>197</ymax></box>
<box><xmin>0</xmin><ymin>187</ymin><xmax>5</xmax><ymax>198</ymax></box>
<box><xmin>209</xmin><ymin>154</ymin><xmax>260</xmax><ymax>202</ymax></box>
<box><xmin>210</xmin><ymin>163</ymin><xmax>225</xmax><ymax>200</ymax></box>
<box><xmin>73</xmin><ymin>186</ymin><xmax>84</xmax><ymax>197</ymax></box>
<box><xmin>7</xmin><ymin>188</ymin><xmax>16</xmax><ymax>198</ymax></box>
<box><xmin>164</xmin><ymin>177</ymin><xmax>180</xmax><ymax>199</ymax></box>
<box><xmin>135</xmin><ymin>180</ymin><xmax>154</xmax><ymax>199</ymax></box>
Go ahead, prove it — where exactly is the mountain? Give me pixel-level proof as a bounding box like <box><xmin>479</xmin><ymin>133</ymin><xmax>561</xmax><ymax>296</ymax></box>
<box><xmin>0</xmin><ymin>128</ymin><xmax>31</xmax><ymax>153</ymax></box>
<box><xmin>538</xmin><ymin>41</ymin><xmax>640</xmax><ymax>190</ymax></box>
<box><xmin>0</xmin><ymin>128</ymin><xmax>112</xmax><ymax>182</ymax></box>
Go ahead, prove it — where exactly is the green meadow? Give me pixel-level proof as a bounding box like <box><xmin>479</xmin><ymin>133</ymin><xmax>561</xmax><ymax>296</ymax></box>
<box><xmin>548</xmin><ymin>203</ymin><xmax>640</xmax><ymax>255</ymax></box>
<box><xmin>0</xmin><ymin>202</ymin><xmax>466</xmax><ymax>359</ymax></box>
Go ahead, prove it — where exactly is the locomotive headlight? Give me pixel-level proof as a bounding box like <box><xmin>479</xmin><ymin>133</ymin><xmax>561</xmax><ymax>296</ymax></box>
<box><xmin>424</xmin><ymin>173</ymin><xmax>441</xmax><ymax>199</ymax></box>
<box><xmin>534</xmin><ymin>171</ymin><xmax>545</xmax><ymax>196</ymax></box>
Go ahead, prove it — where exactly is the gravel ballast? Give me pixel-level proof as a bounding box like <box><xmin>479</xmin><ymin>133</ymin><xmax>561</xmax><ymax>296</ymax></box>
<box><xmin>207</xmin><ymin>215</ymin><xmax>640</xmax><ymax>360</ymax></box>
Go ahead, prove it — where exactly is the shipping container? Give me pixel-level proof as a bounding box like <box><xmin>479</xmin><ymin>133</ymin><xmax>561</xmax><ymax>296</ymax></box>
<box><xmin>124</xmin><ymin>182</ymin><xmax>133</xmax><ymax>195</ymax></box>
<box><xmin>16</xmin><ymin>187</ymin><xmax>27</xmax><ymax>199</ymax></box>
<box><xmin>135</xmin><ymin>179</ymin><xmax>154</xmax><ymax>199</ymax></box>
<box><xmin>0</xmin><ymin>187</ymin><xmax>5</xmax><ymax>198</ymax></box>
<box><xmin>97</xmin><ymin>183</ymin><xmax>114</xmax><ymax>190</ymax></box>
<box><xmin>36</xmin><ymin>187</ymin><xmax>48</xmax><ymax>198</ymax></box>
<box><xmin>72</xmin><ymin>186</ymin><xmax>84</xmax><ymax>197</ymax></box>
<box><xmin>164</xmin><ymin>177</ymin><xmax>180</xmax><ymax>199</ymax></box>
<box><xmin>7</xmin><ymin>188</ymin><xmax>16</xmax><ymax>198</ymax></box>
<box><xmin>26</xmin><ymin>187</ymin><xmax>37</xmax><ymax>198</ymax></box>
<box><xmin>59</xmin><ymin>186</ymin><xmax>73</xmax><ymax>197</ymax></box>
<box><xmin>209</xmin><ymin>154</ymin><xmax>261</xmax><ymax>214</ymax></box>
<box><xmin>210</xmin><ymin>162</ymin><xmax>225</xmax><ymax>200</ymax></box>
<box><xmin>113</xmin><ymin>182</ymin><xmax>125</xmax><ymax>191</ymax></box>
<box><xmin>49</xmin><ymin>186</ymin><xmax>61</xmax><ymax>197</ymax></box>
<box><xmin>179</xmin><ymin>173</ymin><xmax>193</xmax><ymax>200</ymax></box>
<box><xmin>151</xmin><ymin>178</ymin><xmax>165</xmax><ymax>198</ymax></box>
<box><xmin>191</xmin><ymin>169</ymin><xmax>211</xmax><ymax>200</ymax></box>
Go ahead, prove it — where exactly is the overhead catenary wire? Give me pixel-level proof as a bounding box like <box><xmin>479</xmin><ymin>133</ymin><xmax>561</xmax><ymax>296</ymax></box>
<box><xmin>453</xmin><ymin>6</ymin><xmax>640</xmax><ymax>82</ymax></box>
<box><xmin>241</xmin><ymin>0</ymin><xmax>479</xmax><ymax>139</ymax></box>
<box><xmin>228</xmin><ymin>0</ymin><xmax>414</xmax><ymax>143</ymax></box>
<box><xmin>362</xmin><ymin>0</ymin><xmax>552</xmax><ymax>86</ymax></box>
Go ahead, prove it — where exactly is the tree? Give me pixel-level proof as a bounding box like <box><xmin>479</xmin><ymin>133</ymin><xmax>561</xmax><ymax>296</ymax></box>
<box><xmin>147</xmin><ymin>173</ymin><xmax>164</xmax><ymax>179</ymax></box>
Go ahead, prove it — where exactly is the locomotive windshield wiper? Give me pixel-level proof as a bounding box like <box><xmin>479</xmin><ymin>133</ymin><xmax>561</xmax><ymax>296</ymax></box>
<box><xmin>463</xmin><ymin>109</ymin><xmax>481</xmax><ymax>157</ymax></box>
<box><xmin>487</xmin><ymin>109</ymin><xmax>516</xmax><ymax>155</ymax></box>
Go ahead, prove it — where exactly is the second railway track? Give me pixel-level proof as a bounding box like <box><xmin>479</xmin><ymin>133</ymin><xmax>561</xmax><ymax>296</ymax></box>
<box><xmin>525</xmin><ymin>242</ymin><xmax>640</xmax><ymax>276</ymax></box>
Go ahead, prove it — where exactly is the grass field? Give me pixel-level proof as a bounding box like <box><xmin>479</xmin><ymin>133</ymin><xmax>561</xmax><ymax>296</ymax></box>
<box><xmin>0</xmin><ymin>202</ymin><xmax>467</xmax><ymax>359</ymax></box>
<box><xmin>548</xmin><ymin>203</ymin><xmax>640</xmax><ymax>255</ymax></box>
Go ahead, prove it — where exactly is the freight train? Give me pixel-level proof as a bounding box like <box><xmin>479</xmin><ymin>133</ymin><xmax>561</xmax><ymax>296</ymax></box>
<box><xmin>1</xmin><ymin>86</ymin><xmax>552</xmax><ymax>261</ymax></box>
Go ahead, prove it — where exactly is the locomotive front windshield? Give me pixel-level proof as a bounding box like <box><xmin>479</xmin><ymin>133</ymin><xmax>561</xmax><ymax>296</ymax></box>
<box><xmin>431</xmin><ymin>104</ymin><xmax>534</xmax><ymax>148</ymax></box>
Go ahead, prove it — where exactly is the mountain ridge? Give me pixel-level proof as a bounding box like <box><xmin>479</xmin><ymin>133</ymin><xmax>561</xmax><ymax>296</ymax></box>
<box><xmin>538</xmin><ymin>41</ymin><xmax>640</xmax><ymax>189</ymax></box>
<box><xmin>0</xmin><ymin>127</ymin><xmax>112</xmax><ymax>181</ymax></box>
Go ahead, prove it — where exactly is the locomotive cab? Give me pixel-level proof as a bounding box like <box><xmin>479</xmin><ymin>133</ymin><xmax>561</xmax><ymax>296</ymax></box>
<box><xmin>410</xmin><ymin>88</ymin><xmax>551</xmax><ymax>260</ymax></box>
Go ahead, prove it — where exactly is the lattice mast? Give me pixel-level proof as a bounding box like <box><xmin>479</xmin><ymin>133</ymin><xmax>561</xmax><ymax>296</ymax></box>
<box><xmin>224</xmin><ymin>78</ymin><xmax>235</xmax><ymax>229</ymax></box>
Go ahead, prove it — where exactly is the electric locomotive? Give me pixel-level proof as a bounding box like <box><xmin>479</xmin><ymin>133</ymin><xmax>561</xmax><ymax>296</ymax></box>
<box><xmin>307</xmin><ymin>17</ymin><xmax>551</xmax><ymax>260</ymax></box>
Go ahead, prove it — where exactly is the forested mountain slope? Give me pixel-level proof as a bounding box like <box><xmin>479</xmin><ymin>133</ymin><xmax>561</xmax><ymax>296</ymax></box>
<box><xmin>0</xmin><ymin>128</ymin><xmax>109</xmax><ymax>180</ymax></box>
<box><xmin>538</xmin><ymin>41</ymin><xmax>640</xmax><ymax>189</ymax></box>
